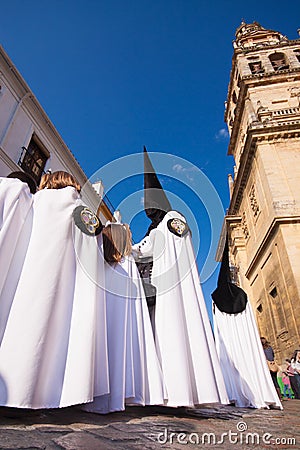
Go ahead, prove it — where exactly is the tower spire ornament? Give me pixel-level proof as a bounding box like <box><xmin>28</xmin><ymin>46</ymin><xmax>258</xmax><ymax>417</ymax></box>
<box><xmin>234</xmin><ymin>21</ymin><xmax>287</xmax><ymax>50</ymax></box>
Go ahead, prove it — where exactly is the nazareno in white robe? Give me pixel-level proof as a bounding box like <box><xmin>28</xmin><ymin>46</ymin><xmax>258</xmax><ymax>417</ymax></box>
<box><xmin>0</xmin><ymin>186</ymin><xmax>109</xmax><ymax>408</ymax></box>
<box><xmin>213</xmin><ymin>302</ymin><xmax>282</xmax><ymax>409</ymax></box>
<box><xmin>0</xmin><ymin>177</ymin><xmax>34</xmax><ymax>346</ymax></box>
<box><xmin>83</xmin><ymin>252</ymin><xmax>166</xmax><ymax>414</ymax></box>
<box><xmin>134</xmin><ymin>211</ymin><xmax>229</xmax><ymax>407</ymax></box>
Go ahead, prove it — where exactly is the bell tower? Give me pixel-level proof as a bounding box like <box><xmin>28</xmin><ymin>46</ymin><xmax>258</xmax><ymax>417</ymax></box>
<box><xmin>224</xmin><ymin>22</ymin><xmax>300</xmax><ymax>362</ymax></box>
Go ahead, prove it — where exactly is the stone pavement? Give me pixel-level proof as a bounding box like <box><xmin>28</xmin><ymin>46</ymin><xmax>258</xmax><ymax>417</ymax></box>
<box><xmin>0</xmin><ymin>400</ymin><xmax>299</xmax><ymax>450</ymax></box>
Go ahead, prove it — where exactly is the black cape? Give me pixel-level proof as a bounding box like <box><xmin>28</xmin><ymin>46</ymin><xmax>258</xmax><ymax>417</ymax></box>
<box><xmin>211</xmin><ymin>236</ymin><xmax>247</xmax><ymax>314</ymax></box>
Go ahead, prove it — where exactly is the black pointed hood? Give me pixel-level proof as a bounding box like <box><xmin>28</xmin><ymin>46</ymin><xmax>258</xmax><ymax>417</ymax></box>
<box><xmin>143</xmin><ymin>147</ymin><xmax>171</xmax><ymax>234</ymax></box>
<box><xmin>211</xmin><ymin>235</ymin><xmax>247</xmax><ymax>314</ymax></box>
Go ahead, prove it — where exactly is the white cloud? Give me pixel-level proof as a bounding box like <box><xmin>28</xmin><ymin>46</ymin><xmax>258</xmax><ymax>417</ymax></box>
<box><xmin>173</xmin><ymin>164</ymin><xmax>185</xmax><ymax>173</ymax></box>
<box><xmin>215</xmin><ymin>128</ymin><xmax>229</xmax><ymax>141</ymax></box>
<box><xmin>172</xmin><ymin>163</ymin><xmax>197</xmax><ymax>182</ymax></box>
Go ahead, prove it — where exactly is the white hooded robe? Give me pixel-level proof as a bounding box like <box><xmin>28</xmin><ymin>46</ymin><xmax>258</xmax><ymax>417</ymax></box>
<box><xmin>134</xmin><ymin>211</ymin><xmax>229</xmax><ymax>407</ymax></box>
<box><xmin>83</xmin><ymin>252</ymin><xmax>166</xmax><ymax>414</ymax></box>
<box><xmin>0</xmin><ymin>186</ymin><xmax>109</xmax><ymax>408</ymax></box>
<box><xmin>213</xmin><ymin>302</ymin><xmax>282</xmax><ymax>409</ymax></box>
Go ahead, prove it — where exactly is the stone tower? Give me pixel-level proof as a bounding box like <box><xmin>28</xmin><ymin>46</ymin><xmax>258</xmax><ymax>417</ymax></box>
<box><xmin>223</xmin><ymin>21</ymin><xmax>300</xmax><ymax>363</ymax></box>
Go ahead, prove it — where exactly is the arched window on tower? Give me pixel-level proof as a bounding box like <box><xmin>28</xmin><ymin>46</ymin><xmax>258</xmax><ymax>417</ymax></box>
<box><xmin>232</xmin><ymin>90</ymin><xmax>237</xmax><ymax>104</ymax></box>
<box><xmin>269</xmin><ymin>52</ymin><xmax>289</xmax><ymax>71</ymax></box>
<box><xmin>249</xmin><ymin>61</ymin><xmax>264</xmax><ymax>74</ymax></box>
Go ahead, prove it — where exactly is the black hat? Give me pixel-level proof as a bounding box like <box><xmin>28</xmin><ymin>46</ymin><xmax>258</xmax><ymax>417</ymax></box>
<box><xmin>211</xmin><ymin>235</ymin><xmax>247</xmax><ymax>314</ymax></box>
<box><xmin>143</xmin><ymin>146</ymin><xmax>171</xmax><ymax>234</ymax></box>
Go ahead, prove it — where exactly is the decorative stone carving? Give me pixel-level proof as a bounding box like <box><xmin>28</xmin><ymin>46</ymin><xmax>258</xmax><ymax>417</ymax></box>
<box><xmin>289</xmin><ymin>86</ymin><xmax>300</xmax><ymax>106</ymax></box>
<box><xmin>256</xmin><ymin>101</ymin><xmax>272</xmax><ymax>122</ymax></box>
<box><xmin>249</xmin><ymin>184</ymin><xmax>260</xmax><ymax>217</ymax></box>
<box><xmin>241</xmin><ymin>211</ymin><xmax>249</xmax><ymax>238</ymax></box>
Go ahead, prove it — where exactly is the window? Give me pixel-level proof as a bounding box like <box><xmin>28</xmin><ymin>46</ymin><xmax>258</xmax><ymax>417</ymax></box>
<box><xmin>249</xmin><ymin>61</ymin><xmax>264</xmax><ymax>74</ymax></box>
<box><xmin>255</xmin><ymin>299</ymin><xmax>264</xmax><ymax>332</ymax></box>
<box><xmin>257</xmin><ymin>303</ymin><xmax>263</xmax><ymax>313</ymax></box>
<box><xmin>269</xmin><ymin>286</ymin><xmax>286</xmax><ymax>334</ymax></box>
<box><xmin>294</xmin><ymin>49</ymin><xmax>300</xmax><ymax>64</ymax></box>
<box><xmin>269</xmin><ymin>52</ymin><xmax>289</xmax><ymax>71</ymax></box>
<box><xmin>18</xmin><ymin>136</ymin><xmax>48</xmax><ymax>184</ymax></box>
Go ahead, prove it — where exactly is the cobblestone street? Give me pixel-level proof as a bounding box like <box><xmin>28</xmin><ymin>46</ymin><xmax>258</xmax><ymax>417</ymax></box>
<box><xmin>0</xmin><ymin>400</ymin><xmax>299</xmax><ymax>449</ymax></box>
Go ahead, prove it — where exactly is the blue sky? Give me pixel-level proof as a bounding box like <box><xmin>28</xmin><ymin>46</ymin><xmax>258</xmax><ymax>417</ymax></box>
<box><xmin>1</xmin><ymin>0</ymin><xmax>299</xmax><ymax>318</ymax></box>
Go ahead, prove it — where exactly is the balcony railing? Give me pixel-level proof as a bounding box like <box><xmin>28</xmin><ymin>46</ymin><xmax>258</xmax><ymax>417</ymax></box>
<box><xmin>272</xmin><ymin>107</ymin><xmax>300</xmax><ymax>117</ymax></box>
<box><xmin>18</xmin><ymin>146</ymin><xmax>46</xmax><ymax>183</ymax></box>
<box><xmin>249</xmin><ymin>106</ymin><xmax>300</xmax><ymax>129</ymax></box>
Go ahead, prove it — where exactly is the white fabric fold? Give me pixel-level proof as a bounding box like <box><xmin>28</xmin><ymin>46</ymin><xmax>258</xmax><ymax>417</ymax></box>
<box><xmin>0</xmin><ymin>178</ymin><xmax>33</xmax><ymax>345</ymax></box>
<box><xmin>0</xmin><ymin>186</ymin><xmax>108</xmax><ymax>408</ymax></box>
<box><xmin>83</xmin><ymin>254</ymin><xmax>166</xmax><ymax>414</ymax></box>
<box><xmin>136</xmin><ymin>211</ymin><xmax>229</xmax><ymax>407</ymax></box>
